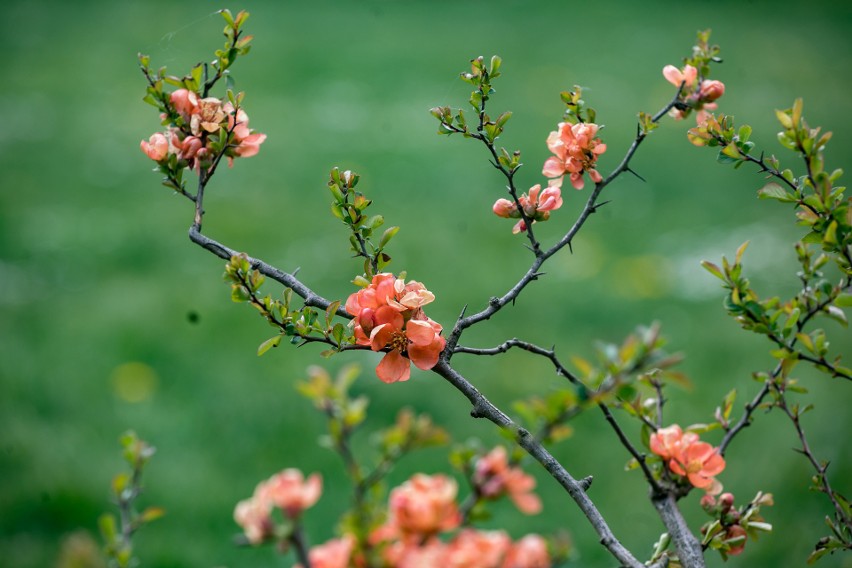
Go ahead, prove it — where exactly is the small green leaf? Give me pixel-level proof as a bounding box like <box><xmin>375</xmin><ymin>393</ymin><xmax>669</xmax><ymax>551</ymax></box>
<box><xmin>757</xmin><ymin>182</ymin><xmax>788</xmax><ymax>200</ymax></box>
<box><xmin>379</xmin><ymin>226</ymin><xmax>400</xmax><ymax>249</ymax></box>
<box><xmin>257</xmin><ymin>335</ymin><xmax>283</xmax><ymax>356</ymax></box>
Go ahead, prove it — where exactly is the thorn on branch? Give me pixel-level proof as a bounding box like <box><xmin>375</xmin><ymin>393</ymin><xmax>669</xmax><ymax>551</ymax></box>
<box><xmin>626</xmin><ymin>167</ymin><xmax>646</xmax><ymax>182</ymax></box>
<box><xmin>579</xmin><ymin>476</ymin><xmax>593</xmax><ymax>491</ymax></box>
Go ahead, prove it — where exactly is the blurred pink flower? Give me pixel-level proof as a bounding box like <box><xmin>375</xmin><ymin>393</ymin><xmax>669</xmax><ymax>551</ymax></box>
<box><xmin>295</xmin><ymin>535</ymin><xmax>354</xmax><ymax>568</ymax></box>
<box><xmin>475</xmin><ymin>446</ymin><xmax>542</xmax><ymax>514</ymax></box>
<box><xmin>379</xmin><ymin>473</ymin><xmax>460</xmax><ymax>538</ymax></box>
<box><xmin>445</xmin><ymin>529</ymin><xmax>511</xmax><ymax>568</ymax></box>
<box><xmin>233</xmin><ymin>495</ymin><xmax>272</xmax><ymax>545</ymax></box>
<box><xmin>502</xmin><ymin>534</ymin><xmax>550</xmax><ymax>568</ymax></box>
<box><xmin>699</xmin><ymin>79</ymin><xmax>725</xmax><ymax>102</ymax></box>
<box><xmin>257</xmin><ymin>468</ymin><xmax>322</xmax><ymax>518</ymax></box>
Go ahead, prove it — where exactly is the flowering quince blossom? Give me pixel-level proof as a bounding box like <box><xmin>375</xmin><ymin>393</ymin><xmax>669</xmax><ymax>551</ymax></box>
<box><xmin>233</xmin><ymin>468</ymin><xmax>322</xmax><ymax>545</ymax></box>
<box><xmin>542</xmin><ymin>121</ymin><xmax>607</xmax><ymax>190</ymax></box>
<box><xmin>140</xmin><ymin>87</ymin><xmax>266</xmax><ymax>170</ymax></box>
<box><xmin>444</xmin><ymin>529</ymin><xmax>512</xmax><ymax>568</ymax></box>
<box><xmin>650</xmin><ymin>424</ymin><xmax>725</xmax><ymax>494</ymax></box>
<box><xmin>503</xmin><ymin>534</ymin><xmax>551</xmax><ymax>568</ymax></box>
<box><xmin>346</xmin><ymin>273</ymin><xmax>446</xmax><ymax>383</ymax></box>
<box><xmin>294</xmin><ymin>535</ymin><xmax>354</xmax><ymax>568</ymax></box>
<box><xmin>474</xmin><ymin>446</ymin><xmax>542</xmax><ymax>514</ymax></box>
<box><xmin>662</xmin><ymin>64</ymin><xmax>726</xmax><ymax>124</ymax></box>
<box><xmin>492</xmin><ymin>184</ymin><xmax>563</xmax><ymax>234</ymax></box>
<box><xmin>371</xmin><ymin>473</ymin><xmax>461</xmax><ymax>542</ymax></box>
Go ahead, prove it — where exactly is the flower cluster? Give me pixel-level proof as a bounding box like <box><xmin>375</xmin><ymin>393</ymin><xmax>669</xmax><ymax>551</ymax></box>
<box><xmin>650</xmin><ymin>424</ymin><xmax>726</xmax><ymax>494</ymax></box>
<box><xmin>492</xmin><ymin>184</ymin><xmax>563</xmax><ymax>234</ymax></box>
<box><xmin>542</xmin><ymin>121</ymin><xmax>607</xmax><ymax>190</ymax></box>
<box><xmin>699</xmin><ymin>491</ymin><xmax>773</xmax><ymax>559</ymax></box>
<box><xmin>372</xmin><ymin>473</ymin><xmax>551</xmax><ymax>568</ymax></box>
<box><xmin>474</xmin><ymin>446</ymin><xmax>542</xmax><ymax>514</ymax></box>
<box><xmin>140</xmin><ymin>88</ymin><xmax>266</xmax><ymax>171</ymax></box>
<box><xmin>234</xmin><ymin>469</ymin><xmax>322</xmax><ymax>544</ymax></box>
<box><xmin>346</xmin><ymin>273</ymin><xmax>446</xmax><ymax>383</ymax></box>
<box><xmin>662</xmin><ymin>64</ymin><xmax>725</xmax><ymax>124</ymax></box>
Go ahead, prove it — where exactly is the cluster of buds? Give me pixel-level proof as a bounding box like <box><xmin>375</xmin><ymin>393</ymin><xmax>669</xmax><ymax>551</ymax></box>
<box><xmin>542</xmin><ymin>121</ymin><xmax>607</xmax><ymax>190</ymax></box>
<box><xmin>233</xmin><ymin>469</ymin><xmax>322</xmax><ymax>545</ymax></box>
<box><xmin>700</xmin><ymin>492</ymin><xmax>774</xmax><ymax>559</ymax></box>
<box><xmin>371</xmin><ymin>473</ymin><xmax>551</xmax><ymax>568</ymax></box>
<box><xmin>492</xmin><ymin>184</ymin><xmax>563</xmax><ymax>234</ymax></box>
<box><xmin>346</xmin><ymin>273</ymin><xmax>446</xmax><ymax>383</ymax></box>
<box><xmin>649</xmin><ymin>424</ymin><xmax>726</xmax><ymax>494</ymax></box>
<box><xmin>473</xmin><ymin>446</ymin><xmax>542</xmax><ymax>514</ymax></box>
<box><xmin>663</xmin><ymin>63</ymin><xmax>725</xmax><ymax>124</ymax></box>
<box><xmin>140</xmin><ymin>88</ymin><xmax>266</xmax><ymax>171</ymax></box>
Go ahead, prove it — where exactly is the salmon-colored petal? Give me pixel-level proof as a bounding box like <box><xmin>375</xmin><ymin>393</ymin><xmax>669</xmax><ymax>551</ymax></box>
<box><xmin>374</xmin><ymin>305</ymin><xmax>404</xmax><ymax>328</ymax></box>
<box><xmin>376</xmin><ymin>351</ymin><xmax>411</xmax><ymax>383</ymax></box>
<box><xmin>542</xmin><ymin>156</ymin><xmax>566</xmax><ymax>178</ymax></box>
<box><xmin>408</xmin><ymin>336</ymin><xmax>445</xmax><ymax>370</ymax></box>
<box><xmin>369</xmin><ymin>323</ymin><xmax>394</xmax><ymax>351</ymax></box>
<box><xmin>511</xmin><ymin>491</ymin><xmax>542</xmax><ymax>515</ymax></box>
<box><xmin>406</xmin><ymin>319</ymin><xmax>437</xmax><ymax>346</ymax></box>
<box><xmin>662</xmin><ymin>65</ymin><xmax>684</xmax><ymax>87</ymax></box>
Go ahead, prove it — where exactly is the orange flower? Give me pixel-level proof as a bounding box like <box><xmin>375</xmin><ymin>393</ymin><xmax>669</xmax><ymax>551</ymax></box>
<box><xmin>233</xmin><ymin>495</ymin><xmax>273</xmax><ymax>545</ymax></box>
<box><xmin>662</xmin><ymin>64</ymin><xmax>698</xmax><ymax>88</ymax></box>
<box><xmin>650</xmin><ymin>425</ymin><xmax>725</xmax><ymax>493</ymax></box>
<box><xmin>346</xmin><ymin>274</ymin><xmax>445</xmax><ymax>383</ymax></box>
<box><xmin>492</xmin><ymin>184</ymin><xmax>563</xmax><ymax>234</ymax></box>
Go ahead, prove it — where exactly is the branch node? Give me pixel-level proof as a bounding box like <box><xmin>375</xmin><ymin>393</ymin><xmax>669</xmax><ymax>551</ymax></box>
<box><xmin>579</xmin><ymin>475</ymin><xmax>593</xmax><ymax>491</ymax></box>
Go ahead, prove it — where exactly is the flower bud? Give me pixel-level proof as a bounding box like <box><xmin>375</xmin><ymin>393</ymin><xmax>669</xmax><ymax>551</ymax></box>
<box><xmin>699</xmin><ymin>80</ymin><xmax>725</xmax><ymax>102</ymax></box>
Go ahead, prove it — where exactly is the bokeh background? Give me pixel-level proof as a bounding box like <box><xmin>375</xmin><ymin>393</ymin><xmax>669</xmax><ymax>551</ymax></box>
<box><xmin>2</xmin><ymin>1</ymin><xmax>851</xmax><ymax>566</ymax></box>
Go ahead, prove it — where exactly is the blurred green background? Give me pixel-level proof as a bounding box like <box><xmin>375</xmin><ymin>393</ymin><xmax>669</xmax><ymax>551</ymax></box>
<box><xmin>2</xmin><ymin>1</ymin><xmax>851</xmax><ymax>566</ymax></box>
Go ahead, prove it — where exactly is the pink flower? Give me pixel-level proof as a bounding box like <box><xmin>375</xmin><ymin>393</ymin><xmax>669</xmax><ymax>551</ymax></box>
<box><xmin>346</xmin><ymin>274</ymin><xmax>444</xmax><ymax>383</ymax></box>
<box><xmin>190</xmin><ymin>97</ymin><xmax>227</xmax><ymax>136</ymax></box>
<box><xmin>256</xmin><ymin>468</ymin><xmax>322</xmax><ymax>518</ymax></box>
<box><xmin>699</xmin><ymin>79</ymin><xmax>725</xmax><ymax>102</ymax></box>
<box><xmin>233</xmin><ymin>495</ymin><xmax>273</xmax><ymax>545</ymax></box>
<box><xmin>295</xmin><ymin>535</ymin><xmax>354</xmax><ymax>568</ymax></box>
<box><xmin>384</xmin><ymin>538</ymin><xmax>448</xmax><ymax>568</ymax></box>
<box><xmin>542</xmin><ymin>122</ymin><xmax>606</xmax><ymax>190</ymax></box>
<box><xmin>224</xmin><ymin>103</ymin><xmax>267</xmax><ymax>164</ymax></box>
<box><xmin>140</xmin><ymin>132</ymin><xmax>169</xmax><ymax>161</ymax></box>
<box><xmin>475</xmin><ymin>446</ymin><xmax>542</xmax><ymax>514</ymax></box>
<box><xmin>493</xmin><ymin>198</ymin><xmax>516</xmax><ymax>218</ymax></box>
<box><xmin>445</xmin><ymin>529</ymin><xmax>511</xmax><ymax>568</ymax></box>
<box><xmin>650</xmin><ymin>425</ymin><xmax>725</xmax><ymax>493</ymax></box>
<box><xmin>380</xmin><ymin>473</ymin><xmax>460</xmax><ymax>538</ymax></box>
<box><xmin>170</xmin><ymin>88</ymin><xmax>199</xmax><ymax>118</ymax></box>
<box><xmin>662</xmin><ymin>64</ymin><xmax>698</xmax><ymax>88</ymax></box>
<box><xmin>502</xmin><ymin>534</ymin><xmax>550</xmax><ymax>568</ymax></box>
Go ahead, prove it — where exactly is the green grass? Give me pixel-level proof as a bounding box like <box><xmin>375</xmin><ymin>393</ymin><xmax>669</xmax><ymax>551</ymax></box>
<box><xmin>2</xmin><ymin>1</ymin><xmax>851</xmax><ymax>567</ymax></box>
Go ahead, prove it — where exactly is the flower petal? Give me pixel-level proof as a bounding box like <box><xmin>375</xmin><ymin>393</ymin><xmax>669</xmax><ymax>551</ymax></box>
<box><xmin>376</xmin><ymin>351</ymin><xmax>411</xmax><ymax>383</ymax></box>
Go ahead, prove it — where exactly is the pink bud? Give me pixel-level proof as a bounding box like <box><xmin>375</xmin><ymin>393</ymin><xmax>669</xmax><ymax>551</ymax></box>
<box><xmin>140</xmin><ymin>132</ymin><xmax>169</xmax><ymax>161</ymax></box>
<box><xmin>492</xmin><ymin>198</ymin><xmax>516</xmax><ymax>218</ymax></box>
<box><xmin>699</xmin><ymin>80</ymin><xmax>725</xmax><ymax>102</ymax></box>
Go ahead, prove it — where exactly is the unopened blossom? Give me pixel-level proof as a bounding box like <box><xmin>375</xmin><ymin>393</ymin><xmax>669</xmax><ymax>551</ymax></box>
<box><xmin>475</xmin><ymin>446</ymin><xmax>542</xmax><ymax>514</ymax></box>
<box><xmin>257</xmin><ymin>468</ymin><xmax>322</xmax><ymax>518</ymax></box>
<box><xmin>140</xmin><ymin>132</ymin><xmax>169</xmax><ymax>161</ymax></box>
<box><xmin>650</xmin><ymin>424</ymin><xmax>725</xmax><ymax>493</ymax></box>
<box><xmin>379</xmin><ymin>473</ymin><xmax>460</xmax><ymax>538</ymax></box>
<box><xmin>294</xmin><ymin>535</ymin><xmax>354</xmax><ymax>568</ymax></box>
<box><xmin>346</xmin><ymin>273</ymin><xmax>445</xmax><ymax>383</ymax></box>
<box><xmin>699</xmin><ymin>79</ymin><xmax>725</xmax><ymax>102</ymax></box>
<box><xmin>493</xmin><ymin>184</ymin><xmax>563</xmax><ymax>234</ymax></box>
<box><xmin>445</xmin><ymin>529</ymin><xmax>511</xmax><ymax>568</ymax></box>
<box><xmin>542</xmin><ymin>122</ymin><xmax>607</xmax><ymax>190</ymax></box>
<box><xmin>502</xmin><ymin>534</ymin><xmax>550</xmax><ymax>568</ymax></box>
<box><xmin>723</xmin><ymin>525</ymin><xmax>747</xmax><ymax>556</ymax></box>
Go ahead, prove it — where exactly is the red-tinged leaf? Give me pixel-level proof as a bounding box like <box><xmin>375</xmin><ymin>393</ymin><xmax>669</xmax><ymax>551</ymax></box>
<box><xmin>700</xmin><ymin>260</ymin><xmax>725</xmax><ymax>281</ymax></box>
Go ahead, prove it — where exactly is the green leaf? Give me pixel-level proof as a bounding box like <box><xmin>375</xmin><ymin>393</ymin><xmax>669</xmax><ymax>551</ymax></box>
<box><xmin>140</xmin><ymin>506</ymin><xmax>166</xmax><ymax>523</ymax></box>
<box><xmin>700</xmin><ymin>260</ymin><xmax>726</xmax><ymax>281</ymax></box>
<box><xmin>257</xmin><ymin>335</ymin><xmax>283</xmax><ymax>356</ymax></box>
<box><xmin>758</xmin><ymin>182</ymin><xmax>789</xmax><ymax>200</ymax></box>
<box><xmin>99</xmin><ymin>513</ymin><xmax>118</xmax><ymax>541</ymax></box>
<box><xmin>379</xmin><ymin>226</ymin><xmax>400</xmax><ymax>249</ymax></box>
